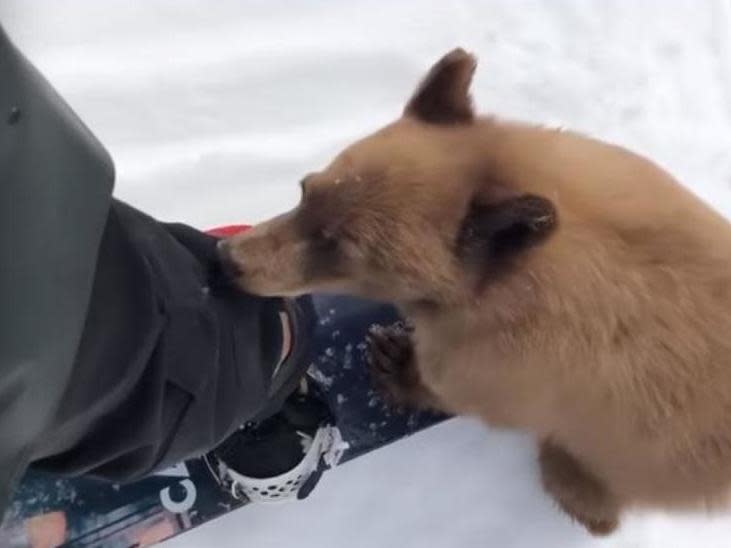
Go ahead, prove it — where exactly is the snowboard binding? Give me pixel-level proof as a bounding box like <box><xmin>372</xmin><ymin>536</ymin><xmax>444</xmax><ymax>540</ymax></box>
<box><xmin>205</xmin><ymin>378</ymin><xmax>348</xmax><ymax>503</ymax></box>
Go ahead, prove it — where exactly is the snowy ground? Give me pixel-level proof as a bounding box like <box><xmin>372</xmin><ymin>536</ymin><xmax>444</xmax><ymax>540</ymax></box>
<box><xmin>3</xmin><ymin>1</ymin><xmax>731</xmax><ymax>546</ymax></box>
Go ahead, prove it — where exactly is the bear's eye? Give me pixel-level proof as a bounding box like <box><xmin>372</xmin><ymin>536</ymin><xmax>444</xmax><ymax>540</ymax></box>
<box><xmin>306</xmin><ymin>227</ymin><xmax>339</xmax><ymax>259</ymax></box>
<box><xmin>315</xmin><ymin>228</ymin><xmax>338</xmax><ymax>249</ymax></box>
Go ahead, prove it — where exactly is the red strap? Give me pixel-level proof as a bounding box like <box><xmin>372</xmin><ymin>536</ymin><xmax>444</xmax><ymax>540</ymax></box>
<box><xmin>206</xmin><ymin>224</ymin><xmax>251</xmax><ymax>237</ymax></box>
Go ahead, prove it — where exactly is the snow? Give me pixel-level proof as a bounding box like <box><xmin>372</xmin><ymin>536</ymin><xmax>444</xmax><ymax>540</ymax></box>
<box><xmin>2</xmin><ymin>1</ymin><xmax>731</xmax><ymax>546</ymax></box>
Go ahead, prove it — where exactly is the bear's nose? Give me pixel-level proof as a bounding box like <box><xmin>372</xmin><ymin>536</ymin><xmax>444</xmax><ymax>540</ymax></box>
<box><xmin>217</xmin><ymin>239</ymin><xmax>241</xmax><ymax>280</ymax></box>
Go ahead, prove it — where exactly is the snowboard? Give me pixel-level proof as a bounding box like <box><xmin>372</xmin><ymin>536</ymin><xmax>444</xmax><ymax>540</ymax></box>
<box><xmin>0</xmin><ymin>286</ymin><xmax>446</xmax><ymax>548</ymax></box>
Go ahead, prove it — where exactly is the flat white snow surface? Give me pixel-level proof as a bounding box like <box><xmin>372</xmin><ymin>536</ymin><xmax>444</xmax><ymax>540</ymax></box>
<box><xmin>4</xmin><ymin>1</ymin><xmax>731</xmax><ymax>546</ymax></box>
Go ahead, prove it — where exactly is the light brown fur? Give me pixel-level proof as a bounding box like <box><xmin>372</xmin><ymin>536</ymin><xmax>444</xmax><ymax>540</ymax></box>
<box><xmin>222</xmin><ymin>49</ymin><xmax>731</xmax><ymax>534</ymax></box>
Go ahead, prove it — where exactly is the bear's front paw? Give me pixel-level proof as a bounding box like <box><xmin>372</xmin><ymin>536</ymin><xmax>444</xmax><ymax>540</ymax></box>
<box><xmin>366</xmin><ymin>322</ymin><xmax>424</xmax><ymax>409</ymax></box>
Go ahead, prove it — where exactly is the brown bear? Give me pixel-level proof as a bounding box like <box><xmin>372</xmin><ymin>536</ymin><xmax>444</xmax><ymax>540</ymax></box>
<box><xmin>219</xmin><ymin>49</ymin><xmax>731</xmax><ymax>535</ymax></box>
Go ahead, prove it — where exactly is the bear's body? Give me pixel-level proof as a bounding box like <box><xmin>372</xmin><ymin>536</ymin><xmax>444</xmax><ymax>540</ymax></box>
<box><xmin>221</xmin><ymin>50</ymin><xmax>731</xmax><ymax>534</ymax></box>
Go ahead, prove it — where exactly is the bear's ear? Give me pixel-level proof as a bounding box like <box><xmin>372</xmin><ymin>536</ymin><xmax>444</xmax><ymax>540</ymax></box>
<box><xmin>404</xmin><ymin>48</ymin><xmax>477</xmax><ymax>125</ymax></box>
<box><xmin>457</xmin><ymin>194</ymin><xmax>557</xmax><ymax>269</ymax></box>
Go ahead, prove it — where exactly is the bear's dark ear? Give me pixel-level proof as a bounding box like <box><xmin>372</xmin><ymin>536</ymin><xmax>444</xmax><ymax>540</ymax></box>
<box><xmin>404</xmin><ymin>48</ymin><xmax>477</xmax><ymax>125</ymax></box>
<box><xmin>457</xmin><ymin>194</ymin><xmax>557</xmax><ymax>269</ymax></box>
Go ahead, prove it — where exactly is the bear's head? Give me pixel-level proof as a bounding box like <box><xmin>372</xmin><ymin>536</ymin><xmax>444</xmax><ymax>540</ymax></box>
<box><xmin>220</xmin><ymin>49</ymin><xmax>557</xmax><ymax>307</ymax></box>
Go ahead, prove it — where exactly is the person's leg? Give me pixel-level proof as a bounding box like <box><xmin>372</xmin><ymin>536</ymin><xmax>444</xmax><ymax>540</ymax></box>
<box><xmin>32</xmin><ymin>199</ymin><xmax>314</xmax><ymax>482</ymax></box>
<box><xmin>0</xmin><ymin>24</ymin><xmax>114</xmax><ymax>514</ymax></box>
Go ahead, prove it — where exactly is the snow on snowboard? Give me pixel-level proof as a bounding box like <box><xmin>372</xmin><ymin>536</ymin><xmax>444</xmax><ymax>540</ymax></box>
<box><xmin>0</xmin><ymin>295</ymin><xmax>445</xmax><ymax>548</ymax></box>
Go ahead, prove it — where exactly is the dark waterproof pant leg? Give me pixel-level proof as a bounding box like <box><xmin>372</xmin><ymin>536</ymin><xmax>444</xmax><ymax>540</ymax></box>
<box><xmin>32</xmin><ymin>200</ymin><xmax>314</xmax><ymax>483</ymax></box>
